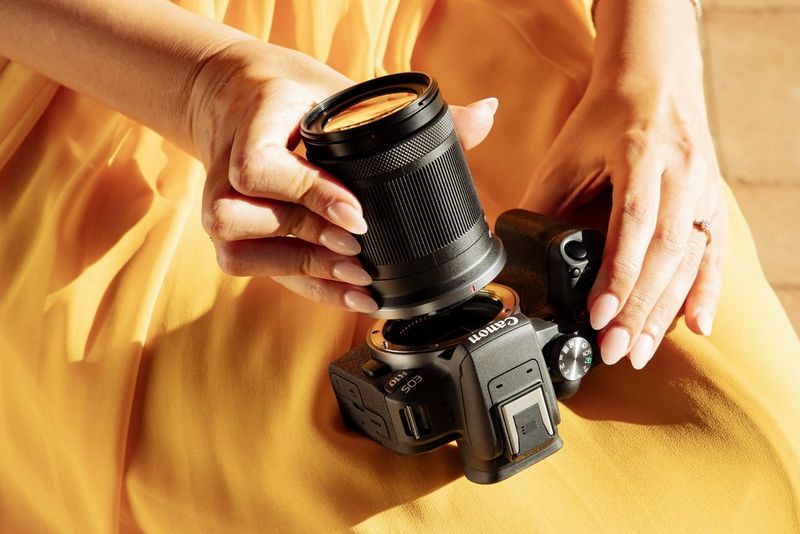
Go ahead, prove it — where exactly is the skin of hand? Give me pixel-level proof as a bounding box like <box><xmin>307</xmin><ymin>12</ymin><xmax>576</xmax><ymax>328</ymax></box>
<box><xmin>0</xmin><ymin>0</ymin><xmax>497</xmax><ymax>315</ymax></box>
<box><xmin>186</xmin><ymin>40</ymin><xmax>499</xmax><ymax>313</ymax></box>
<box><xmin>521</xmin><ymin>0</ymin><xmax>728</xmax><ymax>369</ymax></box>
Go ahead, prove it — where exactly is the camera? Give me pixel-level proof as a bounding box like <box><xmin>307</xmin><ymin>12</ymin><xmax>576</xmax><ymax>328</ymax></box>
<box><xmin>328</xmin><ymin>209</ymin><xmax>604</xmax><ymax>484</ymax></box>
<box><xmin>301</xmin><ymin>72</ymin><xmax>604</xmax><ymax>483</ymax></box>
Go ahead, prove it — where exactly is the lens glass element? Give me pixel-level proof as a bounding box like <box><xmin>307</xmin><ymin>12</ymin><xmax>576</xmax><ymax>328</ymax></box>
<box><xmin>322</xmin><ymin>92</ymin><xmax>417</xmax><ymax>133</ymax></box>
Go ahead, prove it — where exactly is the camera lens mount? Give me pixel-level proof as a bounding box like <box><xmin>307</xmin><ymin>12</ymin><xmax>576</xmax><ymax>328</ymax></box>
<box><xmin>366</xmin><ymin>283</ymin><xmax>519</xmax><ymax>369</ymax></box>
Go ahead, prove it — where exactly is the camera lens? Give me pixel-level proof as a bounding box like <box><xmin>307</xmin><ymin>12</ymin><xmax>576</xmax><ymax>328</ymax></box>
<box><xmin>322</xmin><ymin>92</ymin><xmax>417</xmax><ymax>132</ymax></box>
<box><xmin>301</xmin><ymin>72</ymin><xmax>505</xmax><ymax>318</ymax></box>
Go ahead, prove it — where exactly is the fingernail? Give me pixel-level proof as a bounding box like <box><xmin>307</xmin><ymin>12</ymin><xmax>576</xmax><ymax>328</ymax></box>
<box><xmin>471</xmin><ymin>97</ymin><xmax>499</xmax><ymax>115</ymax></box>
<box><xmin>319</xmin><ymin>226</ymin><xmax>361</xmax><ymax>256</ymax></box>
<box><xmin>696</xmin><ymin>307</ymin><xmax>713</xmax><ymax>336</ymax></box>
<box><xmin>590</xmin><ymin>293</ymin><xmax>619</xmax><ymax>330</ymax></box>
<box><xmin>600</xmin><ymin>327</ymin><xmax>630</xmax><ymax>365</ymax></box>
<box><xmin>332</xmin><ymin>262</ymin><xmax>372</xmax><ymax>286</ymax></box>
<box><xmin>327</xmin><ymin>202</ymin><xmax>368</xmax><ymax>235</ymax></box>
<box><xmin>343</xmin><ymin>290</ymin><xmax>379</xmax><ymax>313</ymax></box>
<box><xmin>630</xmin><ymin>334</ymin><xmax>654</xmax><ymax>370</ymax></box>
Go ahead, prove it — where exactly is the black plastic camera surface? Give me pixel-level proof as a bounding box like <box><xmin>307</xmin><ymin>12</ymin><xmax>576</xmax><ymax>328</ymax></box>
<box><xmin>328</xmin><ymin>209</ymin><xmax>604</xmax><ymax>483</ymax></box>
<box><xmin>494</xmin><ymin>209</ymin><xmax>605</xmax><ymax>399</ymax></box>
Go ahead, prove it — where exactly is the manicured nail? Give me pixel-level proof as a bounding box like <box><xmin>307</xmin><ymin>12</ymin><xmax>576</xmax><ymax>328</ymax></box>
<box><xmin>470</xmin><ymin>97</ymin><xmax>499</xmax><ymax>115</ymax></box>
<box><xmin>600</xmin><ymin>327</ymin><xmax>630</xmax><ymax>365</ymax></box>
<box><xmin>630</xmin><ymin>334</ymin><xmax>654</xmax><ymax>370</ymax></box>
<box><xmin>332</xmin><ymin>262</ymin><xmax>372</xmax><ymax>286</ymax></box>
<box><xmin>696</xmin><ymin>307</ymin><xmax>713</xmax><ymax>336</ymax></box>
<box><xmin>327</xmin><ymin>202</ymin><xmax>368</xmax><ymax>235</ymax></box>
<box><xmin>319</xmin><ymin>226</ymin><xmax>361</xmax><ymax>256</ymax></box>
<box><xmin>343</xmin><ymin>290</ymin><xmax>379</xmax><ymax>313</ymax></box>
<box><xmin>590</xmin><ymin>293</ymin><xmax>619</xmax><ymax>330</ymax></box>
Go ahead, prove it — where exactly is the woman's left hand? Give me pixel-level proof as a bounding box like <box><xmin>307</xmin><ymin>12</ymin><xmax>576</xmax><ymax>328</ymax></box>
<box><xmin>521</xmin><ymin>1</ymin><xmax>728</xmax><ymax>370</ymax></box>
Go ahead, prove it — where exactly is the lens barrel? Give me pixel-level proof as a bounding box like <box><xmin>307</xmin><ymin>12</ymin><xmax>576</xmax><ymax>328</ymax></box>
<box><xmin>301</xmin><ymin>72</ymin><xmax>505</xmax><ymax>318</ymax></box>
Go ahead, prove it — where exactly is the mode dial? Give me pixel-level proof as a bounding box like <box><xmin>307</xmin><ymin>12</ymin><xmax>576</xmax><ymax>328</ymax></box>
<box><xmin>550</xmin><ymin>335</ymin><xmax>593</xmax><ymax>381</ymax></box>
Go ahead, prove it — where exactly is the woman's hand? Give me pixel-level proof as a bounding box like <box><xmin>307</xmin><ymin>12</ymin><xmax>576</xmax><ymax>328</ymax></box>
<box><xmin>188</xmin><ymin>40</ymin><xmax>498</xmax><ymax>313</ymax></box>
<box><xmin>521</xmin><ymin>0</ymin><xmax>728</xmax><ymax>369</ymax></box>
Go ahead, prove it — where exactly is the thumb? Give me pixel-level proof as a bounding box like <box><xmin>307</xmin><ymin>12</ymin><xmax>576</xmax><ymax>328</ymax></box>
<box><xmin>450</xmin><ymin>97</ymin><xmax>498</xmax><ymax>150</ymax></box>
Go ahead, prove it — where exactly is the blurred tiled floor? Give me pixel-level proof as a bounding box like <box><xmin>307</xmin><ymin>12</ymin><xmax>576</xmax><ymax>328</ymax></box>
<box><xmin>701</xmin><ymin>1</ymin><xmax>800</xmax><ymax>332</ymax></box>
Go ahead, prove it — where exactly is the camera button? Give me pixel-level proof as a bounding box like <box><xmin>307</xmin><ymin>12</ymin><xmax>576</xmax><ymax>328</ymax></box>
<box><xmin>362</xmin><ymin>359</ymin><xmax>390</xmax><ymax>378</ymax></box>
<box><xmin>331</xmin><ymin>373</ymin><xmax>364</xmax><ymax>406</ymax></box>
<box><xmin>564</xmin><ymin>240</ymin><xmax>588</xmax><ymax>261</ymax></box>
<box><xmin>365</xmin><ymin>408</ymin><xmax>389</xmax><ymax>438</ymax></box>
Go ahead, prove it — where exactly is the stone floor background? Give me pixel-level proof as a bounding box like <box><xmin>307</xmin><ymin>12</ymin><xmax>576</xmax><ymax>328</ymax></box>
<box><xmin>701</xmin><ymin>0</ymin><xmax>800</xmax><ymax>332</ymax></box>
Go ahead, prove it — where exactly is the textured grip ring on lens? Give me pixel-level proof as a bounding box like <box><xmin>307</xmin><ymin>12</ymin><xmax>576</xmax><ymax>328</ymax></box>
<box><xmin>301</xmin><ymin>72</ymin><xmax>505</xmax><ymax>319</ymax></box>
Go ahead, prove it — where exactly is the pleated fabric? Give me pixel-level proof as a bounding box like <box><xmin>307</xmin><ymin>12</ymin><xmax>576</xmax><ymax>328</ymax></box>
<box><xmin>0</xmin><ymin>1</ymin><xmax>798</xmax><ymax>532</ymax></box>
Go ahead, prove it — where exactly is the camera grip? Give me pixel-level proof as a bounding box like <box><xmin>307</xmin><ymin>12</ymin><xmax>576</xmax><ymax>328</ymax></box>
<box><xmin>495</xmin><ymin>209</ymin><xmax>604</xmax><ymax>323</ymax></box>
<box><xmin>495</xmin><ymin>209</ymin><xmax>576</xmax><ymax>314</ymax></box>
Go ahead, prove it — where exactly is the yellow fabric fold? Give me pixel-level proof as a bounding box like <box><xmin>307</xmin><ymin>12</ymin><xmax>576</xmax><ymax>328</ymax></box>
<box><xmin>1</xmin><ymin>1</ymin><xmax>798</xmax><ymax>532</ymax></box>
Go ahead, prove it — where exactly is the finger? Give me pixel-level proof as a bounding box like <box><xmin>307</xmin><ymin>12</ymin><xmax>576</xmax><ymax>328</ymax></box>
<box><xmin>228</xmin><ymin>86</ymin><xmax>367</xmax><ymax>234</ymax></box>
<box><xmin>450</xmin><ymin>98</ymin><xmax>498</xmax><ymax>150</ymax></box>
<box><xmin>203</xmin><ymin>192</ymin><xmax>361</xmax><ymax>255</ymax></box>
<box><xmin>600</xmin><ymin>168</ymin><xmax>703</xmax><ymax>365</ymax></box>
<box><xmin>628</xmin><ymin>228</ymin><xmax>708</xmax><ymax>369</ymax></box>
<box><xmin>214</xmin><ymin>238</ymin><xmax>372</xmax><ymax>286</ymax></box>
<box><xmin>588</xmin><ymin>156</ymin><xmax>663</xmax><ymax>333</ymax></box>
<box><xmin>272</xmin><ymin>275</ymin><xmax>379</xmax><ymax>314</ymax></box>
<box><xmin>203</xmin><ymin>149</ymin><xmax>362</xmax><ymax>255</ymax></box>
<box><xmin>685</xmin><ymin>202</ymin><xmax>728</xmax><ymax>336</ymax></box>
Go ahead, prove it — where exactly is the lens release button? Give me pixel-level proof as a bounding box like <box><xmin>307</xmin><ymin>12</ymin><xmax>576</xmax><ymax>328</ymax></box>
<box><xmin>362</xmin><ymin>359</ymin><xmax>390</xmax><ymax>378</ymax></box>
<box><xmin>564</xmin><ymin>240</ymin><xmax>588</xmax><ymax>261</ymax></box>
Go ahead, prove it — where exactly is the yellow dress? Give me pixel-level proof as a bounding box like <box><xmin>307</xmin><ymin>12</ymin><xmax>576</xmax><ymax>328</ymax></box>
<box><xmin>1</xmin><ymin>1</ymin><xmax>798</xmax><ymax>532</ymax></box>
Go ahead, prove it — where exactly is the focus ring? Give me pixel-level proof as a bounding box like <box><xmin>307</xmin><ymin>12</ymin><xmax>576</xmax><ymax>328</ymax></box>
<box><xmin>327</xmin><ymin>110</ymin><xmax>454</xmax><ymax>182</ymax></box>
<box><xmin>353</xmin><ymin>135</ymin><xmax>484</xmax><ymax>266</ymax></box>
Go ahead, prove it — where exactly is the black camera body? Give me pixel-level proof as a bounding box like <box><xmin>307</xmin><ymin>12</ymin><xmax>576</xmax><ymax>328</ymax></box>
<box><xmin>329</xmin><ymin>210</ymin><xmax>604</xmax><ymax>483</ymax></box>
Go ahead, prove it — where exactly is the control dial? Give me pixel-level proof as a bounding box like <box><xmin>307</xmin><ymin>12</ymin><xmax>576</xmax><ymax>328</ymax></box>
<box><xmin>550</xmin><ymin>335</ymin><xmax>593</xmax><ymax>381</ymax></box>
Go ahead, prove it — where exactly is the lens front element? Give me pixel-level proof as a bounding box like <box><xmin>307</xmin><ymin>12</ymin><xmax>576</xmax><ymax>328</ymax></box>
<box><xmin>322</xmin><ymin>92</ymin><xmax>417</xmax><ymax>133</ymax></box>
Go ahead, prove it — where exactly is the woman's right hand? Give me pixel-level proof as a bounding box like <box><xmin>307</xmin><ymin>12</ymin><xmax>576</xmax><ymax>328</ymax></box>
<box><xmin>187</xmin><ymin>39</ymin><xmax>497</xmax><ymax>313</ymax></box>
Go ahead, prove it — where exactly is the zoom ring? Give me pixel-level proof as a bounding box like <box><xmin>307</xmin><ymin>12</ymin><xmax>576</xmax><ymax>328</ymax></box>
<box><xmin>353</xmin><ymin>136</ymin><xmax>484</xmax><ymax>266</ymax></box>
